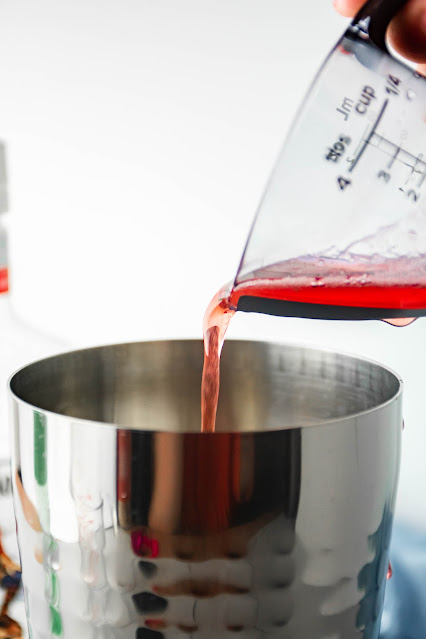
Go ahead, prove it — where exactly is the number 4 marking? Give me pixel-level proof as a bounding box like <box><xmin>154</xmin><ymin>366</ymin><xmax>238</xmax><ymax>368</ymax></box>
<box><xmin>386</xmin><ymin>74</ymin><xmax>401</xmax><ymax>96</ymax></box>
<box><xmin>337</xmin><ymin>176</ymin><xmax>352</xmax><ymax>190</ymax></box>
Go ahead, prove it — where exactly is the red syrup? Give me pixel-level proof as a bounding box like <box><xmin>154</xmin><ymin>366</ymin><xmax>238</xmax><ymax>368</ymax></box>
<box><xmin>201</xmin><ymin>256</ymin><xmax>421</xmax><ymax>432</ymax></box>
<box><xmin>231</xmin><ymin>256</ymin><xmax>426</xmax><ymax>321</ymax></box>
<box><xmin>201</xmin><ymin>288</ymin><xmax>235</xmax><ymax>433</ymax></box>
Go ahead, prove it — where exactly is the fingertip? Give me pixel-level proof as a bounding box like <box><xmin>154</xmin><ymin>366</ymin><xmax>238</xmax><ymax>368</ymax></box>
<box><xmin>388</xmin><ymin>0</ymin><xmax>426</xmax><ymax>64</ymax></box>
<box><xmin>333</xmin><ymin>0</ymin><xmax>364</xmax><ymax>18</ymax></box>
<box><xmin>333</xmin><ymin>0</ymin><xmax>426</xmax><ymax>64</ymax></box>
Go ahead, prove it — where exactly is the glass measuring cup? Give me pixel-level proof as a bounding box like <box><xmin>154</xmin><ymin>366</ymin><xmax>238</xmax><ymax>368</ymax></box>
<box><xmin>232</xmin><ymin>0</ymin><xmax>426</xmax><ymax>321</ymax></box>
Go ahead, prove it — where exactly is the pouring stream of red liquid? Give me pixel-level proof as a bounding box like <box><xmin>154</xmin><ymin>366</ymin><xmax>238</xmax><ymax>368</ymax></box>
<box><xmin>201</xmin><ymin>272</ymin><xmax>418</xmax><ymax>432</ymax></box>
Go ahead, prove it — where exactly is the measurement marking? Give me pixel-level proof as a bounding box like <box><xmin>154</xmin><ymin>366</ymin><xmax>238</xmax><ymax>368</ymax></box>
<box><xmin>406</xmin><ymin>153</ymin><xmax>424</xmax><ymax>185</ymax></box>
<box><xmin>419</xmin><ymin>169</ymin><xmax>426</xmax><ymax>187</ymax></box>
<box><xmin>401</xmin><ymin>152</ymin><xmax>425</xmax><ymax>185</ymax></box>
<box><xmin>387</xmin><ymin>145</ymin><xmax>401</xmax><ymax>169</ymax></box>
<box><xmin>412</xmin><ymin>153</ymin><xmax>423</xmax><ymax>172</ymax></box>
<box><xmin>349</xmin><ymin>100</ymin><xmax>389</xmax><ymax>173</ymax></box>
<box><xmin>375</xmin><ymin>135</ymin><xmax>386</xmax><ymax>150</ymax></box>
<box><xmin>351</xmin><ymin>124</ymin><xmax>370</xmax><ymax>159</ymax></box>
<box><xmin>365</xmin><ymin>133</ymin><xmax>424</xmax><ymax>180</ymax></box>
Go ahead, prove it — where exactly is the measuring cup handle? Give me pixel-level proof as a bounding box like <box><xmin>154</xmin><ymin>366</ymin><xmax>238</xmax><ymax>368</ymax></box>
<box><xmin>352</xmin><ymin>0</ymin><xmax>409</xmax><ymax>53</ymax></box>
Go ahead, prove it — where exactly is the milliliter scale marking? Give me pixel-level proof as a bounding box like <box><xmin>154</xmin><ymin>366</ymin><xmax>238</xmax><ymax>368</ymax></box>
<box><xmin>368</xmin><ymin>133</ymin><xmax>426</xmax><ymax>187</ymax></box>
<box><xmin>348</xmin><ymin>99</ymin><xmax>389</xmax><ymax>173</ymax></box>
<box><xmin>336</xmin><ymin>98</ymin><xmax>426</xmax><ymax>198</ymax></box>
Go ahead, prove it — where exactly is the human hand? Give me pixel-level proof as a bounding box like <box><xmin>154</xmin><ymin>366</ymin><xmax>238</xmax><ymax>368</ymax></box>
<box><xmin>334</xmin><ymin>0</ymin><xmax>426</xmax><ymax>69</ymax></box>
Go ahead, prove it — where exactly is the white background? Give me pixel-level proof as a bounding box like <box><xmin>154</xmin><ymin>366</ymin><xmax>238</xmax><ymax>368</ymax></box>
<box><xmin>0</xmin><ymin>0</ymin><xmax>425</xmax><ymax>528</ymax></box>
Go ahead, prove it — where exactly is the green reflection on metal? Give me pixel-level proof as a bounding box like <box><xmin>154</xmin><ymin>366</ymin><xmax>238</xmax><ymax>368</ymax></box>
<box><xmin>34</xmin><ymin>411</ymin><xmax>47</xmax><ymax>486</ymax></box>
<box><xmin>50</xmin><ymin>605</ymin><xmax>63</xmax><ymax>636</ymax></box>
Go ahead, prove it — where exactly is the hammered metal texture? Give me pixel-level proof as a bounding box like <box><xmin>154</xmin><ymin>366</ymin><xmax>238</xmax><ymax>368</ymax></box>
<box><xmin>9</xmin><ymin>340</ymin><xmax>402</xmax><ymax>638</ymax></box>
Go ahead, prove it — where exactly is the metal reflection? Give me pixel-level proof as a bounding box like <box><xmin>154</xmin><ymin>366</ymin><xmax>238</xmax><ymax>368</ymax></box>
<box><xmin>9</xmin><ymin>340</ymin><xmax>401</xmax><ymax>638</ymax></box>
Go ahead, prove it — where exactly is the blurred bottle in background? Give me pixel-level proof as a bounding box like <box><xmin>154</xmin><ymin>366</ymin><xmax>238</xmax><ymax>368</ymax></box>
<box><xmin>0</xmin><ymin>143</ymin><xmax>66</xmax><ymax>638</ymax></box>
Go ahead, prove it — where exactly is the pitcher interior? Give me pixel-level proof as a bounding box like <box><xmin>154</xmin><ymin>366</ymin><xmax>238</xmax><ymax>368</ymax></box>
<box><xmin>9</xmin><ymin>340</ymin><xmax>401</xmax><ymax>432</ymax></box>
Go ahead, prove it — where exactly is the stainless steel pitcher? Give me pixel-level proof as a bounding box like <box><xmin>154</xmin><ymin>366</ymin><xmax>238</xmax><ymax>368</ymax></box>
<box><xmin>9</xmin><ymin>340</ymin><xmax>402</xmax><ymax>638</ymax></box>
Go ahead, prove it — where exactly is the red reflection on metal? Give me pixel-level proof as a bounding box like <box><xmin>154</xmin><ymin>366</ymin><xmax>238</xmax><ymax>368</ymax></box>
<box><xmin>145</xmin><ymin>619</ymin><xmax>168</xmax><ymax>630</ymax></box>
<box><xmin>131</xmin><ymin>531</ymin><xmax>159</xmax><ymax>558</ymax></box>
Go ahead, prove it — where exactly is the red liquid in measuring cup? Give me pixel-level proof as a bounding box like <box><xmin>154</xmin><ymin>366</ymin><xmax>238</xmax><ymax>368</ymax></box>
<box><xmin>201</xmin><ymin>256</ymin><xmax>422</xmax><ymax>432</ymax></box>
<box><xmin>232</xmin><ymin>256</ymin><xmax>426</xmax><ymax>321</ymax></box>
